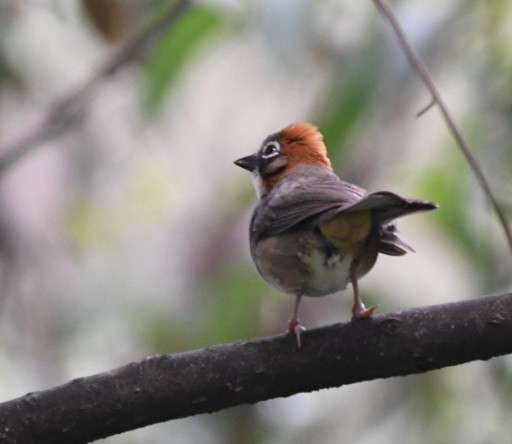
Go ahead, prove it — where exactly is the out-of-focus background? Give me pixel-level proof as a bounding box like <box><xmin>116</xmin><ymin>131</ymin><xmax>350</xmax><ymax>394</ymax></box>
<box><xmin>0</xmin><ymin>0</ymin><xmax>511</xmax><ymax>442</ymax></box>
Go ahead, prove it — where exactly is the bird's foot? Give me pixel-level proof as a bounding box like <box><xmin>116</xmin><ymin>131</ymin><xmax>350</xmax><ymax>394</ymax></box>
<box><xmin>287</xmin><ymin>318</ymin><xmax>306</xmax><ymax>347</ymax></box>
<box><xmin>351</xmin><ymin>301</ymin><xmax>377</xmax><ymax>320</ymax></box>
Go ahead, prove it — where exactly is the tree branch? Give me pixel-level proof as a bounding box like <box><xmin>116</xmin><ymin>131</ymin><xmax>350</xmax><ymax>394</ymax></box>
<box><xmin>0</xmin><ymin>0</ymin><xmax>191</xmax><ymax>178</ymax></box>
<box><xmin>373</xmin><ymin>0</ymin><xmax>512</xmax><ymax>257</ymax></box>
<box><xmin>0</xmin><ymin>293</ymin><xmax>511</xmax><ymax>443</ymax></box>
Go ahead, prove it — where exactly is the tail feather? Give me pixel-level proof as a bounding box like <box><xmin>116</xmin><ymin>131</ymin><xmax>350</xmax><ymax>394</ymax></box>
<box><xmin>334</xmin><ymin>190</ymin><xmax>437</xmax><ymax>257</ymax></box>
<box><xmin>377</xmin><ymin>222</ymin><xmax>415</xmax><ymax>256</ymax></box>
<box><xmin>345</xmin><ymin>191</ymin><xmax>438</xmax><ymax>223</ymax></box>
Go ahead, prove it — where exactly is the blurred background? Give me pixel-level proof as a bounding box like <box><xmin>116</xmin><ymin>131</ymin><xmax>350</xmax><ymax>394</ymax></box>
<box><xmin>0</xmin><ymin>0</ymin><xmax>511</xmax><ymax>442</ymax></box>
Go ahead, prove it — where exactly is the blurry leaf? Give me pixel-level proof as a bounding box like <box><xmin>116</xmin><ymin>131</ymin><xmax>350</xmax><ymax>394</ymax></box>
<box><xmin>416</xmin><ymin>152</ymin><xmax>491</xmax><ymax>272</ymax></box>
<box><xmin>135</xmin><ymin>307</ymin><xmax>196</xmax><ymax>353</ymax></box>
<box><xmin>316</xmin><ymin>39</ymin><xmax>385</xmax><ymax>159</ymax></box>
<box><xmin>411</xmin><ymin>372</ymin><xmax>461</xmax><ymax>438</ymax></box>
<box><xmin>67</xmin><ymin>161</ymin><xmax>171</xmax><ymax>251</ymax></box>
<box><xmin>67</xmin><ymin>200</ymin><xmax>120</xmax><ymax>251</ymax></box>
<box><xmin>204</xmin><ymin>268</ymin><xmax>266</xmax><ymax>345</ymax></box>
<box><xmin>124</xmin><ymin>159</ymin><xmax>173</xmax><ymax>222</ymax></box>
<box><xmin>144</xmin><ymin>5</ymin><xmax>223</xmax><ymax>113</ymax></box>
<box><xmin>134</xmin><ymin>268</ymin><xmax>266</xmax><ymax>352</ymax></box>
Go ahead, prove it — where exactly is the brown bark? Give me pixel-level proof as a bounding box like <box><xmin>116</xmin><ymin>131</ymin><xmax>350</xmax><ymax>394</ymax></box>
<box><xmin>0</xmin><ymin>293</ymin><xmax>511</xmax><ymax>443</ymax></box>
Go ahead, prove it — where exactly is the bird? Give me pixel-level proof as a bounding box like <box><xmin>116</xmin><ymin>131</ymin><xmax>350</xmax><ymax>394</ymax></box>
<box><xmin>234</xmin><ymin>123</ymin><xmax>437</xmax><ymax>346</ymax></box>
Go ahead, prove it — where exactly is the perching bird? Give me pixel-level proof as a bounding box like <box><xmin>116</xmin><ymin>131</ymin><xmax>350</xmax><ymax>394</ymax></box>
<box><xmin>234</xmin><ymin>123</ymin><xmax>437</xmax><ymax>346</ymax></box>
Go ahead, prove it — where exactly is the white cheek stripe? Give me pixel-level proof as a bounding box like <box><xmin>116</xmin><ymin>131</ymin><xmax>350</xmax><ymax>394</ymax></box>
<box><xmin>252</xmin><ymin>172</ymin><xmax>266</xmax><ymax>199</ymax></box>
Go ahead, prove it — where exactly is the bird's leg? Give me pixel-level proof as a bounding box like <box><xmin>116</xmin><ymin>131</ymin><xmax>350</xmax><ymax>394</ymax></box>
<box><xmin>287</xmin><ymin>294</ymin><xmax>306</xmax><ymax>347</ymax></box>
<box><xmin>350</xmin><ymin>270</ymin><xmax>377</xmax><ymax>319</ymax></box>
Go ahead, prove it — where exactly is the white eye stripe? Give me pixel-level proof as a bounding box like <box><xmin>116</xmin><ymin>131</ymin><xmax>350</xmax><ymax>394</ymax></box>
<box><xmin>261</xmin><ymin>141</ymin><xmax>281</xmax><ymax>159</ymax></box>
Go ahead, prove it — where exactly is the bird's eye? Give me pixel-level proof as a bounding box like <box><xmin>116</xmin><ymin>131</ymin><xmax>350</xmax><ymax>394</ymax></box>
<box><xmin>261</xmin><ymin>141</ymin><xmax>280</xmax><ymax>158</ymax></box>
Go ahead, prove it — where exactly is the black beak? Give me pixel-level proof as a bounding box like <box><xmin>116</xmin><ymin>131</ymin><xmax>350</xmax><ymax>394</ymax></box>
<box><xmin>234</xmin><ymin>154</ymin><xmax>257</xmax><ymax>172</ymax></box>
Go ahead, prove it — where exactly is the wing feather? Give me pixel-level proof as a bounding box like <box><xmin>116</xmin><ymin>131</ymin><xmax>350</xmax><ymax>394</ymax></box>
<box><xmin>251</xmin><ymin>165</ymin><xmax>365</xmax><ymax>240</ymax></box>
<box><xmin>250</xmin><ymin>165</ymin><xmax>437</xmax><ymax>242</ymax></box>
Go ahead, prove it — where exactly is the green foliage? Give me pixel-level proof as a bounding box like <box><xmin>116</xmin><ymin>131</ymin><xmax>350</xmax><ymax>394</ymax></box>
<box><xmin>316</xmin><ymin>39</ymin><xmax>385</xmax><ymax>159</ymax></box>
<box><xmin>136</xmin><ymin>269</ymin><xmax>266</xmax><ymax>353</ymax></box>
<box><xmin>144</xmin><ymin>5</ymin><xmax>224</xmax><ymax>113</ymax></box>
<box><xmin>135</xmin><ymin>307</ymin><xmax>195</xmax><ymax>353</ymax></box>
<box><xmin>204</xmin><ymin>268</ymin><xmax>267</xmax><ymax>345</ymax></box>
<box><xmin>416</xmin><ymin>150</ymin><xmax>491</xmax><ymax>274</ymax></box>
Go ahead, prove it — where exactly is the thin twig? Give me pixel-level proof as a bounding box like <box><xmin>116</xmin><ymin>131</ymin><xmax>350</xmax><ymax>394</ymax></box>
<box><xmin>0</xmin><ymin>0</ymin><xmax>191</xmax><ymax>178</ymax></box>
<box><xmin>415</xmin><ymin>98</ymin><xmax>436</xmax><ymax>118</ymax></box>
<box><xmin>373</xmin><ymin>0</ymin><xmax>512</xmax><ymax>257</ymax></box>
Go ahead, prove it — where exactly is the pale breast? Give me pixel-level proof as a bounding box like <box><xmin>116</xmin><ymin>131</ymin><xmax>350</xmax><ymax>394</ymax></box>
<box><xmin>250</xmin><ymin>229</ymin><xmax>352</xmax><ymax>297</ymax></box>
<box><xmin>300</xmin><ymin>247</ymin><xmax>352</xmax><ymax>296</ymax></box>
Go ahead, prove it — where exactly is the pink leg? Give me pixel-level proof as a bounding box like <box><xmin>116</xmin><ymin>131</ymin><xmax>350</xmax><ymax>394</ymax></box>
<box><xmin>350</xmin><ymin>272</ymin><xmax>376</xmax><ymax>319</ymax></box>
<box><xmin>288</xmin><ymin>294</ymin><xmax>306</xmax><ymax>347</ymax></box>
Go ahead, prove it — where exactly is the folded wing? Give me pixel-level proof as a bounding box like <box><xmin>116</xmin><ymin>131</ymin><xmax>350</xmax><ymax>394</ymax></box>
<box><xmin>251</xmin><ymin>164</ymin><xmax>437</xmax><ymax>255</ymax></box>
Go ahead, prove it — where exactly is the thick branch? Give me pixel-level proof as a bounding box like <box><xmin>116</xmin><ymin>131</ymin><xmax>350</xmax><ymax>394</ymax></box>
<box><xmin>0</xmin><ymin>293</ymin><xmax>511</xmax><ymax>443</ymax></box>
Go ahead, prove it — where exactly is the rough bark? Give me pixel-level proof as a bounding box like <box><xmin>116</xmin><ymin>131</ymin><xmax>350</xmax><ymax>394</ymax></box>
<box><xmin>0</xmin><ymin>293</ymin><xmax>511</xmax><ymax>443</ymax></box>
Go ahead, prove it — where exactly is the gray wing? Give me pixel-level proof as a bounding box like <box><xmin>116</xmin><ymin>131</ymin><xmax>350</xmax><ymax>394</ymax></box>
<box><xmin>251</xmin><ymin>164</ymin><xmax>437</xmax><ymax>241</ymax></box>
<box><xmin>251</xmin><ymin>165</ymin><xmax>366</xmax><ymax>240</ymax></box>
<box><xmin>341</xmin><ymin>191</ymin><xmax>438</xmax><ymax>223</ymax></box>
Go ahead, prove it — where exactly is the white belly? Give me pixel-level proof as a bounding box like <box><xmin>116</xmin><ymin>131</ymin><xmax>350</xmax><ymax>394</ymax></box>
<box><xmin>305</xmin><ymin>249</ymin><xmax>352</xmax><ymax>296</ymax></box>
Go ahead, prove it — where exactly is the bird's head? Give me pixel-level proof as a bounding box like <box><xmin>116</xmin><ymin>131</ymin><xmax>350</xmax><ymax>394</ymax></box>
<box><xmin>234</xmin><ymin>123</ymin><xmax>332</xmax><ymax>197</ymax></box>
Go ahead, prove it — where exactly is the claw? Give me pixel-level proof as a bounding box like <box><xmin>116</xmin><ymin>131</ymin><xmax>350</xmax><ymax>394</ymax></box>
<box><xmin>351</xmin><ymin>302</ymin><xmax>377</xmax><ymax>320</ymax></box>
<box><xmin>288</xmin><ymin>318</ymin><xmax>306</xmax><ymax>347</ymax></box>
<box><xmin>287</xmin><ymin>294</ymin><xmax>306</xmax><ymax>347</ymax></box>
<box><xmin>350</xmin><ymin>270</ymin><xmax>377</xmax><ymax>320</ymax></box>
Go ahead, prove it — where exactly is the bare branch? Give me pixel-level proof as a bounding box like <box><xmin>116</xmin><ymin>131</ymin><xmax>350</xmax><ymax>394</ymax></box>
<box><xmin>373</xmin><ymin>0</ymin><xmax>512</xmax><ymax>257</ymax></box>
<box><xmin>0</xmin><ymin>0</ymin><xmax>191</xmax><ymax>178</ymax></box>
<box><xmin>0</xmin><ymin>293</ymin><xmax>511</xmax><ymax>444</ymax></box>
